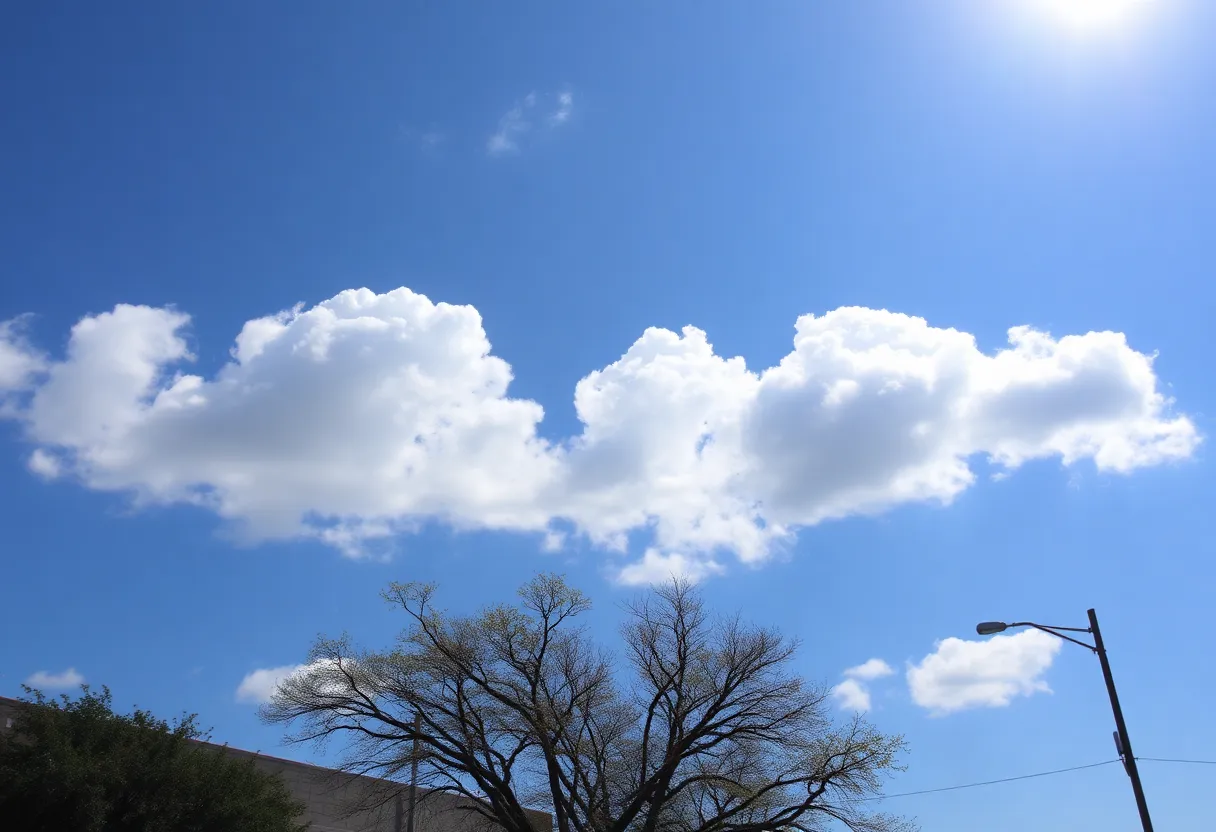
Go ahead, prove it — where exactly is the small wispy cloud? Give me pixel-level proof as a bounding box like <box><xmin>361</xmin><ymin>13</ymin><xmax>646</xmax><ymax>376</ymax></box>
<box><xmin>401</xmin><ymin>126</ymin><xmax>445</xmax><ymax>153</ymax></box>
<box><xmin>487</xmin><ymin>101</ymin><xmax>531</xmax><ymax>156</ymax></box>
<box><xmin>27</xmin><ymin>448</ymin><xmax>61</xmax><ymax>479</ymax></box>
<box><xmin>487</xmin><ymin>89</ymin><xmax>574</xmax><ymax>156</ymax></box>
<box><xmin>549</xmin><ymin>90</ymin><xmax>574</xmax><ymax>126</ymax></box>
<box><xmin>0</xmin><ymin>315</ymin><xmax>46</xmax><ymax>396</ymax></box>
<box><xmin>26</xmin><ymin>667</ymin><xmax>84</xmax><ymax>690</ymax></box>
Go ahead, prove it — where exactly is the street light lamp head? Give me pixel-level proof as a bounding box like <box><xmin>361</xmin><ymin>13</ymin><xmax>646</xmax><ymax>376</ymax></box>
<box><xmin>976</xmin><ymin>621</ymin><xmax>1009</xmax><ymax>636</ymax></box>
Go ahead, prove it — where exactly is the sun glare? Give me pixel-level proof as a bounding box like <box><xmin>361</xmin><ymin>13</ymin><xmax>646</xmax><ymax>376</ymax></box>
<box><xmin>1025</xmin><ymin>0</ymin><xmax>1156</xmax><ymax>32</ymax></box>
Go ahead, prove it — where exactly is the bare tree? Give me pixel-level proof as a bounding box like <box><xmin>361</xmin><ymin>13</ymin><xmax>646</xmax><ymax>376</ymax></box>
<box><xmin>262</xmin><ymin>575</ymin><xmax>912</xmax><ymax>832</ymax></box>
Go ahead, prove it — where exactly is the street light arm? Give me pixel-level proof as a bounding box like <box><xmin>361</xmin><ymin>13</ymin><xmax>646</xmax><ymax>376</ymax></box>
<box><xmin>1008</xmin><ymin>621</ymin><xmax>1092</xmax><ymax>634</ymax></box>
<box><xmin>1018</xmin><ymin>622</ymin><xmax>1098</xmax><ymax>653</ymax></box>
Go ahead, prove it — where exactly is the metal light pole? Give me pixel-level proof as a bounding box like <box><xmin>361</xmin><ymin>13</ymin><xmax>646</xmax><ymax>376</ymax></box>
<box><xmin>1088</xmin><ymin>610</ymin><xmax>1153</xmax><ymax>832</ymax></box>
<box><xmin>975</xmin><ymin>609</ymin><xmax>1153</xmax><ymax>832</ymax></box>
<box><xmin>407</xmin><ymin>711</ymin><xmax>421</xmax><ymax>832</ymax></box>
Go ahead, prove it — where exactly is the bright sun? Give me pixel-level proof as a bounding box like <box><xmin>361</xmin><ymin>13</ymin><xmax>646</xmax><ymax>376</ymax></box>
<box><xmin>1025</xmin><ymin>0</ymin><xmax>1156</xmax><ymax>32</ymax></box>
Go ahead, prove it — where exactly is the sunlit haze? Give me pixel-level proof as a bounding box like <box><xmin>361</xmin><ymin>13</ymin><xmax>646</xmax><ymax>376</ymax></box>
<box><xmin>1022</xmin><ymin>0</ymin><xmax>1158</xmax><ymax>32</ymax></box>
<box><xmin>3</xmin><ymin>3</ymin><xmax>1214</xmax><ymax>832</ymax></box>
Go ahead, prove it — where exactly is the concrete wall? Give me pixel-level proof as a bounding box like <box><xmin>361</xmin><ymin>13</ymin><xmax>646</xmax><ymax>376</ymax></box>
<box><xmin>0</xmin><ymin>696</ymin><xmax>551</xmax><ymax>832</ymax></box>
<box><xmin>227</xmin><ymin>744</ymin><xmax>551</xmax><ymax>832</ymax></box>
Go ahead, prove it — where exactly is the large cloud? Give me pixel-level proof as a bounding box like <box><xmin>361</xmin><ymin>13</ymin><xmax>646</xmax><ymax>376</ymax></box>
<box><xmin>0</xmin><ymin>287</ymin><xmax>1198</xmax><ymax>579</ymax></box>
<box><xmin>907</xmin><ymin>630</ymin><xmax>1062</xmax><ymax>714</ymax></box>
<box><xmin>14</xmin><ymin>291</ymin><xmax>558</xmax><ymax>554</ymax></box>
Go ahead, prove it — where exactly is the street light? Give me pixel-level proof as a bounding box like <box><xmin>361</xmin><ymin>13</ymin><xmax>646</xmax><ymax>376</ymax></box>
<box><xmin>975</xmin><ymin>609</ymin><xmax>1153</xmax><ymax>832</ymax></box>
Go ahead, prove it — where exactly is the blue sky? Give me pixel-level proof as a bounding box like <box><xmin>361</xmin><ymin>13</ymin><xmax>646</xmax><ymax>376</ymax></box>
<box><xmin>2</xmin><ymin>1</ymin><xmax>1213</xmax><ymax>829</ymax></box>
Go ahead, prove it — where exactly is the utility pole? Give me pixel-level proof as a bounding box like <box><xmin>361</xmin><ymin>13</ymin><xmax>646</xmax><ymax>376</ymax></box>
<box><xmin>407</xmin><ymin>711</ymin><xmax>421</xmax><ymax>832</ymax></box>
<box><xmin>1089</xmin><ymin>609</ymin><xmax>1154</xmax><ymax>832</ymax></box>
<box><xmin>976</xmin><ymin>609</ymin><xmax>1155</xmax><ymax>832</ymax></box>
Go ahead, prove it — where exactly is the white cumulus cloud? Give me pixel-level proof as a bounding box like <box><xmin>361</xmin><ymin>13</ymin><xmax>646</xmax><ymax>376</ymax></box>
<box><xmin>832</xmin><ymin>678</ymin><xmax>873</xmax><ymax>712</ymax></box>
<box><xmin>0</xmin><ymin>288</ymin><xmax>1198</xmax><ymax>581</ymax></box>
<box><xmin>832</xmin><ymin>657</ymin><xmax>895</xmax><ymax>711</ymax></box>
<box><xmin>236</xmin><ymin>663</ymin><xmax>307</xmax><ymax>704</ymax></box>
<box><xmin>25</xmin><ymin>667</ymin><xmax>85</xmax><ymax>690</ymax></box>
<box><xmin>615</xmin><ymin>549</ymin><xmax>725</xmax><ymax>586</ymax></box>
<box><xmin>236</xmin><ymin>658</ymin><xmax>372</xmax><ymax>704</ymax></box>
<box><xmin>844</xmin><ymin>658</ymin><xmax>896</xmax><ymax>681</ymax></box>
<box><xmin>907</xmin><ymin>629</ymin><xmax>1063</xmax><ymax>714</ymax></box>
<box><xmin>7</xmin><ymin>290</ymin><xmax>557</xmax><ymax>555</ymax></box>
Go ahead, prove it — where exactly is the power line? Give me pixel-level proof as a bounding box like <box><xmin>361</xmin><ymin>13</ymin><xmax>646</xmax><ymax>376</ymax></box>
<box><xmin>860</xmin><ymin>759</ymin><xmax>1120</xmax><ymax>801</ymax></box>
<box><xmin>858</xmin><ymin>755</ymin><xmax>1216</xmax><ymax>803</ymax></box>
<box><xmin>1138</xmin><ymin>756</ymin><xmax>1216</xmax><ymax>766</ymax></box>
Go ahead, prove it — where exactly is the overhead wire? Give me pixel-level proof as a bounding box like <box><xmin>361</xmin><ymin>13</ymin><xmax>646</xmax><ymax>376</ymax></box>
<box><xmin>858</xmin><ymin>754</ymin><xmax>1216</xmax><ymax>802</ymax></box>
<box><xmin>859</xmin><ymin>759</ymin><xmax>1120</xmax><ymax>801</ymax></box>
<box><xmin>1137</xmin><ymin>756</ymin><xmax>1216</xmax><ymax>766</ymax></box>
